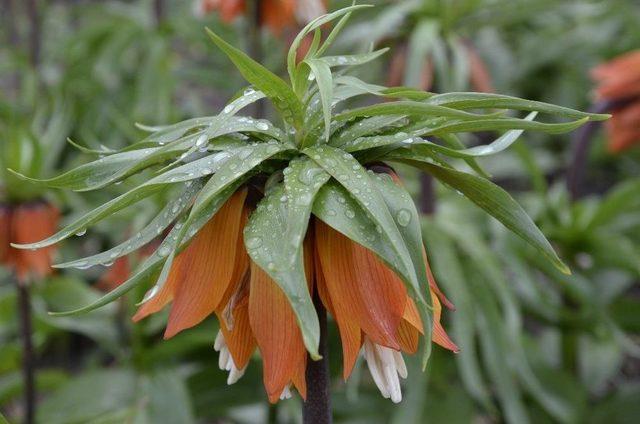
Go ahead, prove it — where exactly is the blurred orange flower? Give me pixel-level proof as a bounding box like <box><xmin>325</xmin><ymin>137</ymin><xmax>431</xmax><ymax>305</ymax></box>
<box><xmin>133</xmin><ymin>172</ymin><xmax>456</xmax><ymax>403</ymax></box>
<box><xmin>195</xmin><ymin>0</ymin><xmax>326</xmax><ymax>33</ymax></box>
<box><xmin>591</xmin><ymin>50</ymin><xmax>640</xmax><ymax>152</ymax></box>
<box><xmin>1</xmin><ymin>201</ymin><xmax>59</xmax><ymax>283</ymax></box>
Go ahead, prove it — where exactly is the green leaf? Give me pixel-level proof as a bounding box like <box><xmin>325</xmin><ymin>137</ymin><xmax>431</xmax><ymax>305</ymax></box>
<box><xmin>423</xmin><ymin>116</ymin><xmax>589</xmax><ymax>136</ymax></box>
<box><xmin>370</xmin><ymin>173</ymin><xmax>434</xmax><ymax>366</ymax></box>
<box><xmin>51</xmin><ymin>180</ymin><xmax>244</xmax><ymax>317</ymax></box>
<box><xmin>12</xmin><ymin>151</ymin><xmax>232</xmax><ymax>250</ymax></box>
<box><xmin>334</xmin><ymin>100</ymin><xmax>493</xmax><ymax>121</ymax></box>
<box><xmin>54</xmin><ymin>181</ymin><xmax>202</xmax><ymax>270</ymax></box>
<box><xmin>321</xmin><ymin>48</ymin><xmax>389</xmax><ymax>68</ymax></box>
<box><xmin>312</xmin><ymin>181</ymin><xmax>417</xmax><ymax>301</ymax></box>
<box><xmin>398</xmin><ymin>159</ymin><xmax>570</xmax><ymax>273</ymax></box>
<box><xmin>304</xmin><ymin>58</ymin><xmax>333</xmax><ymax>142</ymax></box>
<box><xmin>206</xmin><ymin>28</ymin><xmax>304</xmax><ymax>128</ymax></box>
<box><xmin>332</xmin><ymin>115</ymin><xmax>407</xmax><ymax>147</ymax></box>
<box><xmin>425</xmin><ymin>92</ymin><xmax>611</xmax><ymax>121</ymax></box>
<box><xmin>304</xmin><ymin>146</ymin><xmax>424</xmax><ymax>304</ymax></box>
<box><xmin>244</xmin><ymin>184</ymin><xmax>320</xmax><ymax>359</ymax></box>
<box><xmin>287</xmin><ymin>5</ymin><xmax>373</xmax><ymax>83</ymax></box>
<box><xmin>281</xmin><ymin>157</ymin><xmax>331</xmax><ymax>268</ymax></box>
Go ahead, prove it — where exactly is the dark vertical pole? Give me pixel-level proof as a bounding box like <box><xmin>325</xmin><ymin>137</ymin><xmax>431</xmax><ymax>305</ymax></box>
<box><xmin>25</xmin><ymin>0</ymin><xmax>41</xmax><ymax>68</ymax></box>
<box><xmin>419</xmin><ymin>173</ymin><xmax>436</xmax><ymax>215</ymax></box>
<box><xmin>17</xmin><ymin>280</ymin><xmax>36</xmax><ymax>424</ymax></box>
<box><xmin>247</xmin><ymin>0</ymin><xmax>265</xmax><ymax>118</ymax></box>
<box><xmin>303</xmin><ymin>291</ymin><xmax>332</xmax><ymax>424</ymax></box>
<box><xmin>153</xmin><ymin>0</ymin><xmax>165</xmax><ymax>27</ymax></box>
<box><xmin>566</xmin><ymin>101</ymin><xmax>615</xmax><ymax>201</ymax></box>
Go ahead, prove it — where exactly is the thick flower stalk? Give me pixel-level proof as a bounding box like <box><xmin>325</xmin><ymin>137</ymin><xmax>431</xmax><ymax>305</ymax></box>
<box><xmin>12</xmin><ymin>6</ymin><xmax>608</xmax><ymax>404</ymax></box>
<box><xmin>591</xmin><ymin>50</ymin><xmax>640</xmax><ymax>152</ymax></box>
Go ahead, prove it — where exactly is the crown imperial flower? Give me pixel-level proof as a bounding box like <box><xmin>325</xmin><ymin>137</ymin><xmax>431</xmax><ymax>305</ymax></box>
<box><xmin>12</xmin><ymin>6</ymin><xmax>607</xmax><ymax>403</ymax></box>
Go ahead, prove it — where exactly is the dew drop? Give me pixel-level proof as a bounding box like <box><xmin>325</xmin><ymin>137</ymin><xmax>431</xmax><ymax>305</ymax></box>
<box><xmin>246</xmin><ymin>237</ymin><xmax>263</xmax><ymax>249</ymax></box>
<box><xmin>158</xmin><ymin>246</ymin><xmax>171</xmax><ymax>257</ymax></box>
<box><xmin>201</xmin><ymin>168</ymin><xmax>212</xmax><ymax>175</ymax></box>
<box><xmin>75</xmin><ymin>229</ymin><xmax>87</xmax><ymax>236</ymax></box>
<box><xmin>345</xmin><ymin>210</ymin><xmax>355</xmax><ymax>219</ymax></box>
<box><xmin>396</xmin><ymin>209</ymin><xmax>411</xmax><ymax>227</ymax></box>
<box><xmin>195</xmin><ymin>134</ymin><xmax>207</xmax><ymax>147</ymax></box>
<box><xmin>256</xmin><ymin>122</ymin><xmax>269</xmax><ymax>131</ymax></box>
<box><xmin>223</xmin><ymin>104</ymin><xmax>235</xmax><ymax>114</ymax></box>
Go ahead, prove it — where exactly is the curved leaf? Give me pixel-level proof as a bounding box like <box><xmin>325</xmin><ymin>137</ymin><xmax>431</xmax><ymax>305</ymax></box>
<box><xmin>244</xmin><ymin>184</ymin><xmax>320</xmax><ymax>358</ymax></box>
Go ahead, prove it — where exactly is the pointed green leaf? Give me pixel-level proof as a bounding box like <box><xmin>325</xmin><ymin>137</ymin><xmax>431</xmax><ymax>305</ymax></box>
<box><xmin>206</xmin><ymin>28</ymin><xmax>304</xmax><ymax>128</ymax></box>
<box><xmin>334</xmin><ymin>101</ymin><xmax>497</xmax><ymax>122</ymax></box>
<box><xmin>426</xmin><ymin>92</ymin><xmax>611</xmax><ymax>121</ymax></box>
<box><xmin>12</xmin><ymin>151</ymin><xmax>234</xmax><ymax>249</ymax></box>
<box><xmin>54</xmin><ymin>181</ymin><xmax>202</xmax><ymax>269</ymax></box>
<box><xmin>304</xmin><ymin>58</ymin><xmax>333</xmax><ymax>142</ymax></box>
<box><xmin>397</xmin><ymin>159</ymin><xmax>570</xmax><ymax>274</ymax></box>
<box><xmin>304</xmin><ymin>146</ymin><xmax>424</xmax><ymax>304</ymax></box>
<box><xmin>244</xmin><ymin>184</ymin><xmax>320</xmax><ymax>359</ymax></box>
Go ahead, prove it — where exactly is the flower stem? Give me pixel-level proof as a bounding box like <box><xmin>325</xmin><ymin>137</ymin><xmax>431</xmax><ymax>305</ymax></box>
<box><xmin>16</xmin><ymin>279</ymin><xmax>36</xmax><ymax>424</ymax></box>
<box><xmin>566</xmin><ymin>100</ymin><xmax>625</xmax><ymax>200</ymax></box>
<box><xmin>419</xmin><ymin>173</ymin><xmax>436</xmax><ymax>215</ymax></box>
<box><xmin>26</xmin><ymin>0</ymin><xmax>41</xmax><ymax>68</ymax></box>
<box><xmin>153</xmin><ymin>0</ymin><xmax>165</xmax><ymax>27</ymax></box>
<box><xmin>248</xmin><ymin>0</ymin><xmax>265</xmax><ymax>118</ymax></box>
<box><xmin>303</xmin><ymin>291</ymin><xmax>332</xmax><ymax>424</ymax></box>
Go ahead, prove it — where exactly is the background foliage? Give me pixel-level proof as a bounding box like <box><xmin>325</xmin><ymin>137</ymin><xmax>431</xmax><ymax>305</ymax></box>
<box><xmin>1</xmin><ymin>0</ymin><xmax>638</xmax><ymax>423</ymax></box>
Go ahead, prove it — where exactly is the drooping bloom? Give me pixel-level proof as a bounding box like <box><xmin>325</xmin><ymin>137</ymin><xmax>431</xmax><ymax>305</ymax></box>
<box><xmin>591</xmin><ymin>50</ymin><xmax>640</xmax><ymax>152</ymax></box>
<box><xmin>0</xmin><ymin>201</ymin><xmax>59</xmax><ymax>283</ymax></box>
<box><xmin>195</xmin><ymin>0</ymin><xmax>326</xmax><ymax>33</ymax></box>
<box><xmin>133</xmin><ymin>171</ymin><xmax>456</xmax><ymax>403</ymax></box>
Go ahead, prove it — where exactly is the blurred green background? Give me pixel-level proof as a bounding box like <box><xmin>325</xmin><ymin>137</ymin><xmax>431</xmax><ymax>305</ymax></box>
<box><xmin>1</xmin><ymin>0</ymin><xmax>639</xmax><ymax>423</ymax></box>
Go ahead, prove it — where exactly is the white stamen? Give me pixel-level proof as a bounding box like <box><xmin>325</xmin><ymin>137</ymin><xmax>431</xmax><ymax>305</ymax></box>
<box><xmin>213</xmin><ymin>330</ymin><xmax>247</xmax><ymax>385</ymax></box>
<box><xmin>363</xmin><ymin>337</ymin><xmax>407</xmax><ymax>403</ymax></box>
<box><xmin>279</xmin><ymin>384</ymin><xmax>293</xmax><ymax>400</ymax></box>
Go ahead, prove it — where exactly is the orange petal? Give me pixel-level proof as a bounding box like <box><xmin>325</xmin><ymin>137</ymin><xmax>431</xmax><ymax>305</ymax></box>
<box><xmin>292</xmin><ymin>354</ymin><xmax>308</xmax><ymax>401</ymax></box>
<box><xmin>249</xmin><ymin>260</ymin><xmax>307</xmax><ymax>403</ymax></box>
<box><xmin>397</xmin><ymin>320</ymin><xmax>420</xmax><ymax>354</ymax></box>
<box><xmin>262</xmin><ymin>0</ymin><xmax>296</xmax><ymax>33</ymax></box>
<box><xmin>132</xmin><ymin>252</ymin><xmax>184</xmax><ymax>322</ymax></box>
<box><xmin>423</xmin><ymin>247</ymin><xmax>455</xmax><ymax>310</ymax></box>
<box><xmin>431</xmin><ymin>289</ymin><xmax>459</xmax><ymax>352</ymax></box>
<box><xmin>217</xmin><ymin>297</ymin><xmax>256</xmax><ymax>370</ymax></box>
<box><xmin>164</xmin><ymin>188</ymin><xmax>248</xmax><ymax>338</ymax></box>
<box><xmin>11</xmin><ymin>202</ymin><xmax>59</xmax><ymax>282</ymax></box>
<box><xmin>0</xmin><ymin>205</ymin><xmax>11</xmax><ymax>264</ymax></box>
<box><xmin>315</xmin><ymin>240</ymin><xmax>362</xmax><ymax>379</ymax></box>
<box><xmin>315</xmin><ymin>220</ymin><xmax>405</xmax><ymax>351</ymax></box>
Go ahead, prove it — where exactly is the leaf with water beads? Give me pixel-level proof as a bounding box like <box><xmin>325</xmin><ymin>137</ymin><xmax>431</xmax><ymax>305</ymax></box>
<box><xmin>287</xmin><ymin>4</ymin><xmax>373</xmax><ymax>84</ymax></box>
<box><xmin>304</xmin><ymin>58</ymin><xmax>333</xmax><ymax>143</ymax></box>
<box><xmin>425</xmin><ymin>92</ymin><xmax>611</xmax><ymax>121</ymax></box>
<box><xmin>370</xmin><ymin>172</ymin><xmax>434</xmax><ymax>367</ymax></box>
<box><xmin>54</xmin><ymin>180</ymin><xmax>203</xmax><ymax>270</ymax></box>
<box><xmin>281</xmin><ymin>157</ymin><xmax>330</xmax><ymax>268</ymax></box>
<box><xmin>12</xmin><ymin>152</ymin><xmax>233</xmax><ymax>250</ymax></box>
<box><xmin>50</xmin><ymin>179</ymin><xmax>246</xmax><ymax>317</ymax></box>
<box><xmin>334</xmin><ymin>100</ymin><xmax>498</xmax><ymax>122</ymax></box>
<box><xmin>244</xmin><ymin>184</ymin><xmax>320</xmax><ymax>359</ymax></box>
<box><xmin>206</xmin><ymin>28</ymin><xmax>304</xmax><ymax>129</ymax></box>
<box><xmin>312</xmin><ymin>180</ymin><xmax>419</xmax><ymax>300</ymax></box>
<box><xmin>304</xmin><ymin>145</ymin><xmax>425</xmax><ymax>305</ymax></box>
<box><xmin>331</xmin><ymin>116</ymin><xmax>407</xmax><ymax>148</ymax></box>
<box><xmin>321</xmin><ymin>48</ymin><xmax>390</xmax><ymax>68</ymax></box>
<box><xmin>396</xmin><ymin>158</ymin><xmax>571</xmax><ymax>274</ymax></box>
